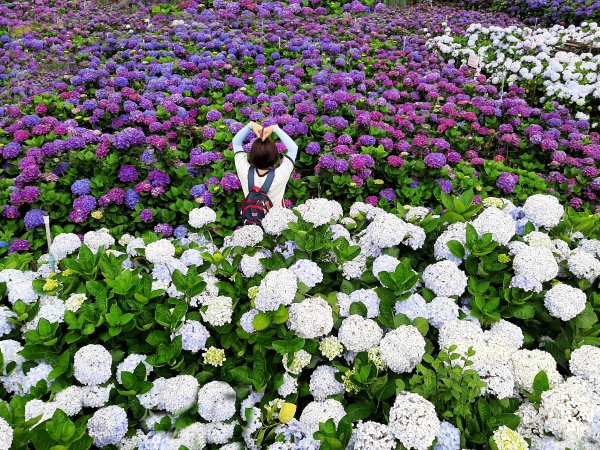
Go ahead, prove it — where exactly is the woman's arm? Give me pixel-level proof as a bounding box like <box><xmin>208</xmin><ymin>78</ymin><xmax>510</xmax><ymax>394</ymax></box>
<box><xmin>273</xmin><ymin>125</ymin><xmax>298</xmax><ymax>162</ymax></box>
<box><xmin>232</xmin><ymin>123</ymin><xmax>252</xmax><ymax>154</ymax></box>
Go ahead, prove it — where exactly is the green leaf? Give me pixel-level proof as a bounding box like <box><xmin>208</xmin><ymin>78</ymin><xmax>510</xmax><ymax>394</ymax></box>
<box><xmin>272</xmin><ymin>338</ymin><xmax>305</xmax><ymax>355</ymax></box>
<box><xmin>349</xmin><ymin>301</ymin><xmax>367</xmax><ymax>317</ymax></box>
<box><xmin>412</xmin><ymin>317</ymin><xmax>429</xmax><ymax>336</ymax></box>
<box><xmin>447</xmin><ymin>240</ymin><xmax>465</xmax><ymax>259</ymax></box>
<box><xmin>533</xmin><ymin>370</ymin><xmax>550</xmax><ymax>396</ymax></box>
<box><xmin>253</xmin><ymin>312</ymin><xmax>271</xmax><ymax>331</ymax></box>
<box><xmin>343</xmin><ymin>401</ymin><xmax>372</xmax><ymax>422</ymax></box>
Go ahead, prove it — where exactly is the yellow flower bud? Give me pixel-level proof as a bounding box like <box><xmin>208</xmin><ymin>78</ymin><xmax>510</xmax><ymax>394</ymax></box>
<box><xmin>279</xmin><ymin>403</ymin><xmax>297</xmax><ymax>423</ymax></box>
<box><xmin>91</xmin><ymin>210</ymin><xmax>103</xmax><ymax>220</ymax></box>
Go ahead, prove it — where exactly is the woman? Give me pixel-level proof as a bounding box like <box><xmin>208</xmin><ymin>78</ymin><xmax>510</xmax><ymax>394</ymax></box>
<box><xmin>232</xmin><ymin>121</ymin><xmax>298</xmax><ymax>211</ymax></box>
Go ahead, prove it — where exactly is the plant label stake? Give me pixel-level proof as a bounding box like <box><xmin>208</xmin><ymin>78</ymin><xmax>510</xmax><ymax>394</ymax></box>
<box><xmin>499</xmin><ymin>70</ymin><xmax>507</xmax><ymax>101</ymax></box>
<box><xmin>403</xmin><ymin>36</ymin><xmax>407</xmax><ymax>51</ymax></box>
<box><xmin>467</xmin><ymin>53</ymin><xmax>480</xmax><ymax>70</ymax></box>
<box><xmin>278</xmin><ymin>36</ymin><xmax>281</xmax><ymax>48</ymax></box>
<box><xmin>43</xmin><ymin>215</ymin><xmax>55</xmax><ymax>273</ymax></box>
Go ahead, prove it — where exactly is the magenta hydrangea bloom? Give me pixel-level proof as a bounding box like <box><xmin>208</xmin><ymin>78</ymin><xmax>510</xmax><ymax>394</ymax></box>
<box><xmin>140</xmin><ymin>209</ymin><xmax>153</xmax><ymax>222</ymax></box>
<box><xmin>424</xmin><ymin>153</ymin><xmax>446</xmax><ymax>169</ymax></box>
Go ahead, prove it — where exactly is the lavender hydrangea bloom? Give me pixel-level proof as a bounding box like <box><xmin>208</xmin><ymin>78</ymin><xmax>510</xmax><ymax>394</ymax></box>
<box><xmin>24</xmin><ymin>209</ymin><xmax>44</xmax><ymax>228</ymax></box>
<box><xmin>112</xmin><ymin>127</ymin><xmax>146</xmax><ymax>150</ymax></box>
<box><xmin>496</xmin><ymin>172</ymin><xmax>519</xmax><ymax>194</ymax></box>
<box><xmin>424</xmin><ymin>153</ymin><xmax>447</xmax><ymax>169</ymax></box>
<box><xmin>71</xmin><ymin>179</ymin><xmax>91</xmax><ymax>195</ymax></box>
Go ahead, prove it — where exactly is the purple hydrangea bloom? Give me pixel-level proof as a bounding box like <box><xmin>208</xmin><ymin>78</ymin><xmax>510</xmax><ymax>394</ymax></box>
<box><xmin>306</xmin><ymin>142</ymin><xmax>321</xmax><ymax>155</ymax></box>
<box><xmin>124</xmin><ymin>189</ymin><xmax>140</xmax><ymax>209</ymax></box>
<box><xmin>380</xmin><ymin>188</ymin><xmax>397</xmax><ymax>202</ymax></box>
<box><xmin>140</xmin><ymin>209</ymin><xmax>153</xmax><ymax>222</ymax></box>
<box><xmin>221</xmin><ymin>173</ymin><xmax>241</xmax><ymax>192</ymax></box>
<box><xmin>8</xmin><ymin>239</ymin><xmax>30</xmax><ymax>253</ymax></box>
<box><xmin>424</xmin><ymin>153</ymin><xmax>447</xmax><ymax>169</ymax></box>
<box><xmin>71</xmin><ymin>179</ymin><xmax>91</xmax><ymax>195</ymax></box>
<box><xmin>436</xmin><ymin>179</ymin><xmax>453</xmax><ymax>193</ymax></box>
<box><xmin>173</xmin><ymin>225</ymin><xmax>188</xmax><ymax>239</ymax></box>
<box><xmin>190</xmin><ymin>184</ymin><xmax>207</xmax><ymax>197</ymax></box>
<box><xmin>3</xmin><ymin>142</ymin><xmax>22</xmax><ymax>158</ymax></box>
<box><xmin>154</xmin><ymin>223</ymin><xmax>173</xmax><ymax>237</ymax></box>
<box><xmin>206</xmin><ymin>109</ymin><xmax>222</xmax><ymax>122</ymax></box>
<box><xmin>496</xmin><ymin>172</ymin><xmax>519</xmax><ymax>194</ymax></box>
<box><xmin>333</xmin><ymin>159</ymin><xmax>349</xmax><ymax>173</ymax></box>
<box><xmin>73</xmin><ymin>195</ymin><xmax>97</xmax><ymax>213</ymax></box>
<box><xmin>112</xmin><ymin>127</ymin><xmax>146</xmax><ymax>150</ymax></box>
<box><xmin>118</xmin><ymin>165</ymin><xmax>139</xmax><ymax>182</ymax></box>
<box><xmin>24</xmin><ymin>209</ymin><xmax>45</xmax><ymax>228</ymax></box>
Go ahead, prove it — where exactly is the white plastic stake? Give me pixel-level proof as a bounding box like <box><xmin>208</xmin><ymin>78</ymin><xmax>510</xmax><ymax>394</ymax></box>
<box><xmin>403</xmin><ymin>36</ymin><xmax>407</xmax><ymax>51</ymax></box>
<box><xmin>499</xmin><ymin>71</ymin><xmax>507</xmax><ymax>101</ymax></box>
<box><xmin>278</xmin><ymin>36</ymin><xmax>281</xmax><ymax>48</ymax></box>
<box><xmin>43</xmin><ymin>215</ymin><xmax>55</xmax><ymax>273</ymax></box>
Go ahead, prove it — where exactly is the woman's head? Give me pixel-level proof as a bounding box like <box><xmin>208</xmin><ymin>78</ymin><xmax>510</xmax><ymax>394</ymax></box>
<box><xmin>249</xmin><ymin>137</ymin><xmax>278</xmax><ymax>169</ymax></box>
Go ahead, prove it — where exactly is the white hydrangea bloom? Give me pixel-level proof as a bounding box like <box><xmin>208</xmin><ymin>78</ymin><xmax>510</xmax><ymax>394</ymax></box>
<box><xmin>471</xmin><ymin>206</ymin><xmax>516</xmax><ymax>246</ymax></box>
<box><xmin>145</xmin><ymin>239</ymin><xmax>175</xmax><ymax>264</ymax></box>
<box><xmin>287</xmin><ymin>297</ymin><xmax>333</xmax><ymax>339</ymax></box>
<box><xmin>569</xmin><ymin>345</ymin><xmax>600</xmax><ymax>382</ymax></box>
<box><xmin>578</xmin><ymin>239</ymin><xmax>600</xmax><ymax>258</ymax></box>
<box><xmin>83</xmin><ymin>228</ymin><xmax>115</xmax><ymax>254</ymax></box>
<box><xmin>126</xmin><ymin>237</ymin><xmax>146</xmax><ymax>257</ymax></box>
<box><xmin>50</xmin><ymin>233</ymin><xmax>81</xmax><ymax>260</ymax></box>
<box><xmin>87</xmin><ymin>406</ymin><xmax>128</xmax><ymax>447</ymax></box>
<box><xmin>388</xmin><ymin>392</ymin><xmax>440</xmax><ymax>450</ymax></box>
<box><xmin>485</xmin><ymin>320</ymin><xmax>524</xmax><ymax>349</ymax></box>
<box><xmin>204</xmin><ymin>421</ymin><xmax>236</xmax><ymax>445</ymax></box>
<box><xmin>197</xmin><ymin>381</ymin><xmax>237</xmax><ymax>422</ymax></box>
<box><xmin>188</xmin><ymin>207</ymin><xmax>216</xmax><ymax>228</ymax></box>
<box><xmin>298</xmin><ymin>399</ymin><xmax>346</xmax><ymax>436</ymax></box>
<box><xmin>240</xmin><ymin>253</ymin><xmax>266</xmax><ymax>278</ymax></box>
<box><xmin>438</xmin><ymin>320</ymin><xmax>485</xmax><ymax>356</ymax></box>
<box><xmin>296</xmin><ymin>199</ymin><xmax>343</xmax><ymax>226</ymax></box>
<box><xmin>320</xmin><ymin>337</ymin><xmax>344</xmax><ymax>360</ymax></box>
<box><xmin>255</xmin><ymin>269</ymin><xmax>298</xmax><ymax>312</ymax></box>
<box><xmin>434</xmin><ymin>222</ymin><xmax>467</xmax><ymax>264</ymax></box>
<box><xmin>544</xmin><ymin>283</ymin><xmax>587</xmax><ymax>321</ymax></box>
<box><xmin>403</xmin><ymin>223</ymin><xmax>426</xmax><ymax>250</ymax></box>
<box><xmin>338</xmin><ymin>315</ymin><xmax>383</xmax><ymax>352</ymax></box>
<box><xmin>540</xmin><ymin>377</ymin><xmax>596</xmax><ymax>441</ymax></box>
<box><xmin>82</xmin><ymin>384</ymin><xmax>113</xmax><ymax>408</ymax></box>
<box><xmin>352</xmin><ymin>421</ymin><xmax>396</xmax><ymax>450</ymax></box>
<box><xmin>341</xmin><ymin>255</ymin><xmax>367</xmax><ymax>280</ymax></box>
<box><xmin>290</xmin><ymin>259</ymin><xmax>323</xmax><ymax>288</ymax></box>
<box><xmin>226</xmin><ymin>225</ymin><xmax>264</xmax><ymax>248</ymax></box>
<box><xmin>395</xmin><ymin>293</ymin><xmax>429</xmax><ymax>321</ymax></box>
<box><xmin>434</xmin><ymin>420</ymin><xmax>461</xmax><ymax>450</ymax></box>
<box><xmin>510</xmin><ymin>246</ymin><xmax>559</xmax><ymax>292</ymax></box>
<box><xmin>330</xmin><ymin>224</ymin><xmax>351</xmax><ymax>242</ymax></box>
<box><xmin>405</xmin><ymin>206</ymin><xmax>431</xmax><ymax>222</ymax></box>
<box><xmin>338</xmin><ymin>289</ymin><xmax>381</xmax><ymax>318</ymax></box>
<box><xmin>171</xmin><ymin>320</ymin><xmax>210</xmax><ymax>352</ymax></box>
<box><xmin>0</xmin><ymin>417</ymin><xmax>13</xmax><ymax>450</ymax></box>
<box><xmin>492</xmin><ymin>426</ymin><xmax>529</xmax><ymax>450</ymax></box>
<box><xmin>309</xmin><ymin>366</ymin><xmax>344</xmax><ymax>401</ymax></box>
<box><xmin>282</xmin><ymin>350</ymin><xmax>312</xmax><ymax>375</ymax></box>
<box><xmin>278</xmin><ymin>372</ymin><xmax>298</xmax><ymax>397</ymax></box>
<box><xmin>74</xmin><ymin>344</ymin><xmax>112</xmax><ymax>386</ymax></box>
<box><xmin>200</xmin><ymin>296</ymin><xmax>233</xmax><ymax>327</ymax></box>
<box><xmin>262</xmin><ymin>206</ymin><xmax>298</xmax><ymax>235</ymax></box>
<box><xmin>65</xmin><ymin>293</ymin><xmax>87</xmax><ymax>312</ymax></box>
<box><xmin>54</xmin><ymin>386</ymin><xmax>84</xmax><ymax>417</ymax></box>
<box><xmin>116</xmin><ymin>354</ymin><xmax>152</xmax><ymax>384</ymax></box>
<box><xmin>427</xmin><ymin>297</ymin><xmax>459</xmax><ymax>330</ymax></box>
<box><xmin>471</xmin><ymin>339</ymin><xmax>516</xmax><ymax>400</ymax></box>
<box><xmin>523</xmin><ymin>231</ymin><xmax>552</xmax><ymax>248</ymax></box>
<box><xmin>522</xmin><ymin>194</ymin><xmax>564</xmax><ymax>229</ymax></box>
<box><xmin>0</xmin><ymin>306</ymin><xmax>16</xmax><ymax>337</ymax></box>
<box><xmin>25</xmin><ymin>399</ymin><xmax>56</xmax><ymax>423</ymax></box>
<box><xmin>380</xmin><ymin>326</ymin><xmax>426</xmax><ymax>373</ymax></box>
<box><xmin>177</xmin><ymin>423</ymin><xmax>207</xmax><ymax>450</ymax></box>
<box><xmin>0</xmin><ymin>269</ymin><xmax>38</xmax><ymax>305</ymax></box>
<box><xmin>510</xmin><ymin>349</ymin><xmax>563</xmax><ymax>392</ymax></box>
<box><xmin>240</xmin><ymin>309</ymin><xmax>259</xmax><ymax>334</ymax></box>
<box><xmin>364</xmin><ymin>213</ymin><xmax>408</xmax><ymax>248</ymax></box>
<box><xmin>372</xmin><ymin>254</ymin><xmax>400</xmax><ymax>281</ymax></box>
<box><xmin>161</xmin><ymin>375</ymin><xmax>199</xmax><ymax>415</ymax></box>
<box><xmin>516</xmin><ymin>401</ymin><xmax>543</xmax><ymax>440</ymax></box>
<box><xmin>422</xmin><ymin>261</ymin><xmax>468</xmax><ymax>297</ymax></box>
<box><xmin>350</xmin><ymin>202</ymin><xmax>386</xmax><ymax>220</ymax></box>
<box><xmin>567</xmin><ymin>249</ymin><xmax>600</xmax><ymax>282</ymax></box>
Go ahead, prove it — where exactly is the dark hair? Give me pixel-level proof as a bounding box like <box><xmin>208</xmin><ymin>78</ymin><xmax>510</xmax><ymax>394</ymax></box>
<box><xmin>249</xmin><ymin>137</ymin><xmax>279</xmax><ymax>169</ymax></box>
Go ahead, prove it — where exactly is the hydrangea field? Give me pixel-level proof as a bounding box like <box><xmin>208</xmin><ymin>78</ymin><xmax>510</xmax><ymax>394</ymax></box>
<box><xmin>0</xmin><ymin>0</ymin><xmax>599</xmax><ymax>449</ymax></box>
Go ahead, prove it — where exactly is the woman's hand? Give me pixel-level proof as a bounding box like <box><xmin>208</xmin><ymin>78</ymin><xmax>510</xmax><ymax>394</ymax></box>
<box><xmin>250</xmin><ymin>122</ymin><xmax>263</xmax><ymax>138</ymax></box>
<box><xmin>262</xmin><ymin>125</ymin><xmax>276</xmax><ymax>139</ymax></box>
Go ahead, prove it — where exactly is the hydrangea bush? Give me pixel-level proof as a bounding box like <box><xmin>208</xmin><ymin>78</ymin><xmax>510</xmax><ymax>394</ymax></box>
<box><xmin>0</xmin><ymin>193</ymin><xmax>599</xmax><ymax>449</ymax></box>
<box><xmin>0</xmin><ymin>1</ymin><xmax>599</xmax><ymax>252</ymax></box>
